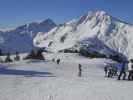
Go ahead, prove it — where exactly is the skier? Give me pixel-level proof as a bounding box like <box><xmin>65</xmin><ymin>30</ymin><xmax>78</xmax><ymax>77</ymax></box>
<box><xmin>117</xmin><ymin>62</ymin><xmax>127</xmax><ymax>80</ymax></box>
<box><xmin>78</xmin><ymin>64</ymin><xmax>82</xmax><ymax>77</ymax></box>
<box><xmin>128</xmin><ymin>59</ymin><xmax>133</xmax><ymax>80</ymax></box>
<box><xmin>14</xmin><ymin>52</ymin><xmax>20</xmax><ymax>61</ymax></box>
<box><xmin>107</xmin><ymin>65</ymin><xmax>113</xmax><ymax>78</ymax></box>
<box><xmin>57</xmin><ymin>59</ymin><xmax>60</xmax><ymax>65</ymax></box>
<box><xmin>113</xmin><ymin>66</ymin><xmax>118</xmax><ymax>76</ymax></box>
<box><xmin>104</xmin><ymin>65</ymin><xmax>108</xmax><ymax>77</ymax></box>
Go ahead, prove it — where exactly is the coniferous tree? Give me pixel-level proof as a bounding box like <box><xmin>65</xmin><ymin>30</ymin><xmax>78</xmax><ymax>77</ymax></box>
<box><xmin>5</xmin><ymin>53</ymin><xmax>13</xmax><ymax>63</ymax></box>
<box><xmin>24</xmin><ymin>49</ymin><xmax>45</xmax><ymax>60</ymax></box>
<box><xmin>0</xmin><ymin>49</ymin><xmax>2</xmax><ymax>55</ymax></box>
<box><xmin>35</xmin><ymin>49</ymin><xmax>45</xmax><ymax>60</ymax></box>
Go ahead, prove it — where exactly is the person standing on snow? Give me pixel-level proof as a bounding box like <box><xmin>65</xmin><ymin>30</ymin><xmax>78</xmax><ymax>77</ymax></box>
<box><xmin>57</xmin><ymin>59</ymin><xmax>60</xmax><ymax>65</ymax></box>
<box><xmin>128</xmin><ymin>59</ymin><xmax>133</xmax><ymax>80</ymax></box>
<box><xmin>104</xmin><ymin>65</ymin><xmax>108</xmax><ymax>77</ymax></box>
<box><xmin>78</xmin><ymin>64</ymin><xmax>82</xmax><ymax>77</ymax></box>
<box><xmin>117</xmin><ymin>62</ymin><xmax>127</xmax><ymax>80</ymax></box>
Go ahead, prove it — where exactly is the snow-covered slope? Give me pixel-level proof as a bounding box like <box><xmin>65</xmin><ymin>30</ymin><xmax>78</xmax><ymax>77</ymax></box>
<box><xmin>0</xmin><ymin>53</ymin><xmax>133</xmax><ymax>100</ymax></box>
<box><xmin>34</xmin><ymin>10</ymin><xmax>133</xmax><ymax>59</ymax></box>
<box><xmin>0</xmin><ymin>19</ymin><xmax>56</xmax><ymax>54</ymax></box>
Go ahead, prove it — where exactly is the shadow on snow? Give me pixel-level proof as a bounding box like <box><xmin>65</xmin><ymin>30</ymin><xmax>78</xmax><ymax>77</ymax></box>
<box><xmin>0</xmin><ymin>67</ymin><xmax>55</xmax><ymax>77</ymax></box>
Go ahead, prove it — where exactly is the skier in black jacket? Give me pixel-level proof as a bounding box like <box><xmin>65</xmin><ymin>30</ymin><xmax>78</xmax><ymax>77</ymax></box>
<box><xmin>78</xmin><ymin>64</ymin><xmax>82</xmax><ymax>77</ymax></box>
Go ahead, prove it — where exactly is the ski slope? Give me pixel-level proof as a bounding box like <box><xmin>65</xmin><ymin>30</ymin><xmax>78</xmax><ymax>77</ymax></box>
<box><xmin>0</xmin><ymin>53</ymin><xmax>133</xmax><ymax>100</ymax></box>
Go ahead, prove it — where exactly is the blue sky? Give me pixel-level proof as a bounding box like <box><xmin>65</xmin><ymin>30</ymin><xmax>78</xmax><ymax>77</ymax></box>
<box><xmin>0</xmin><ymin>0</ymin><xmax>132</xmax><ymax>29</ymax></box>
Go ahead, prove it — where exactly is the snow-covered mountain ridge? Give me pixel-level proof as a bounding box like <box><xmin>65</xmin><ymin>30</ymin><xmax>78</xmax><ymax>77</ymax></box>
<box><xmin>34</xmin><ymin>10</ymin><xmax>133</xmax><ymax>59</ymax></box>
<box><xmin>0</xmin><ymin>19</ymin><xmax>56</xmax><ymax>54</ymax></box>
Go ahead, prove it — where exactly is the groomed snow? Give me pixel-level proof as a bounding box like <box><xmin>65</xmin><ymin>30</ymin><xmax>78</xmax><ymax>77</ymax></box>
<box><xmin>0</xmin><ymin>53</ymin><xmax>133</xmax><ymax>100</ymax></box>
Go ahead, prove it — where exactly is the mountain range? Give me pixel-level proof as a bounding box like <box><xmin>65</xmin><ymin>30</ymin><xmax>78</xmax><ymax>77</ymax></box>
<box><xmin>0</xmin><ymin>19</ymin><xmax>56</xmax><ymax>54</ymax></box>
<box><xmin>34</xmin><ymin>10</ymin><xmax>133</xmax><ymax>59</ymax></box>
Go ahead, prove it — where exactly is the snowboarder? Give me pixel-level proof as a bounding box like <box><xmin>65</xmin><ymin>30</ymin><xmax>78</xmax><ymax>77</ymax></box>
<box><xmin>57</xmin><ymin>59</ymin><xmax>60</xmax><ymax>65</ymax></box>
<box><xmin>78</xmin><ymin>64</ymin><xmax>82</xmax><ymax>77</ymax></box>
<box><xmin>128</xmin><ymin>59</ymin><xmax>133</xmax><ymax>80</ymax></box>
<box><xmin>117</xmin><ymin>62</ymin><xmax>127</xmax><ymax>80</ymax></box>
